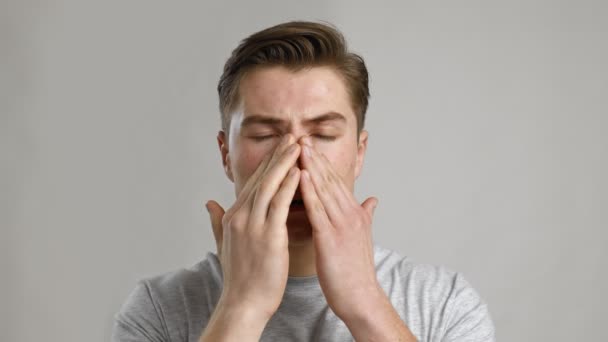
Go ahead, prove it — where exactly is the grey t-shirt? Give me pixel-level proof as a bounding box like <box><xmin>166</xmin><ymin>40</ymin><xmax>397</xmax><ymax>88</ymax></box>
<box><xmin>112</xmin><ymin>245</ymin><xmax>496</xmax><ymax>341</ymax></box>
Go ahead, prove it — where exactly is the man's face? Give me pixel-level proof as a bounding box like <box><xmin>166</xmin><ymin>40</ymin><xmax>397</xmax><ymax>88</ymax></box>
<box><xmin>218</xmin><ymin>66</ymin><xmax>368</xmax><ymax>242</ymax></box>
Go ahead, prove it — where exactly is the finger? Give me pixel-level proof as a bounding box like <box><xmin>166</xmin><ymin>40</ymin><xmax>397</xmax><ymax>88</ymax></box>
<box><xmin>249</xmin><ymin>143</ymin><xmax>301</xmax><ymax>226</ymax></box>
<box><xmin>361</xmin><ymin>197</ymin><xmax>378</xmax><ymax>219</ymax></box>
<box><xmin>300</xmin><ymin>169</ymin><xmax>333</xmax><ymax>235</ymax></box>
<box><xmin>266</xmin><ymin>166</ymin><xmax>301</xmax><ymax>230</ymax></box>
<box><xmin>239</xmin><ymin>134</ymin><xmax>294</xmax><ymax>209</ymax></box>
<box><xmin>259</xmin><ymin>134</ymin><xmax>296</xmax><ymax>177</ymax></box>
<box><xmin>300</xmin><ymin>142</ymin><xmax>351</xmax><ymax>220</ymax></box>
<box><xmin>313</xmin><ymin>146</ymin><xmax>355</xmax><ymax>208</ymax></box>
<box><xmin>232</xmin><ymin>152</ymin><xmax>272</xmax><ymax>212</ymax></box>
<box><xmin>233</xmin><ymin>134</ymin><xmax>293</xmax><ymax>211</ymax></box>
<box><xmin>206</xmin><ymin>200</ymin><xmax>225</xmax><ymax>257</ymax></box>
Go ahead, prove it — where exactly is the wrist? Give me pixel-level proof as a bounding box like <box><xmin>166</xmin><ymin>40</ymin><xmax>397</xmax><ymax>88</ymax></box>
<box><xmin>200</xmin><ymin>296</ymin><xmax>271</xmax><ymax>342</ymax></box>
<box><xmin>338</xmin><ymin>285</ymin><xmax>389</xmax><ymax>324</ymax></box>
<box><xmin>215</xmin><ymin>295</ymin><xmax>272</xmax><ymax>327</ymax></box>
<box><xmin>339</xmin><ymin>288</ymin><xmax>417</xmax><ymax>342</ymax></box>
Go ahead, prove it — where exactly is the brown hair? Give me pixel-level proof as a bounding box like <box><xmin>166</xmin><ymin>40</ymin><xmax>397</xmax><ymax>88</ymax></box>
<box><xmin>217</xmin><ymin>21</ymin><xmax>369</xmax><ymax>134</ymax></box>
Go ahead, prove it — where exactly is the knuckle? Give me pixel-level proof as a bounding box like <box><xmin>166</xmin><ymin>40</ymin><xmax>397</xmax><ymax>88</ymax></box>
<box><xmin>229</xmin><ymin>211</ymin><xmax>247</xmax><ymax>229</ymax></box>
<box><xmin>269</xmin><ymin>197</ymin><xmax>283</xmax><ymax>213</ymax></box>
<box><xmin>317</xmin><ymin>181</ymin><xmax>329</xmax><ymax>195</ymax></box>
<box><xmin>264</xmin><ymin>157</ymin><xmax>276</xmax><ymax>172</ymax></box>
<box><xmin>220</xmin><ymin>214</ymin><xmax>231</xmax><ymax>228</ymax></box>
<box><xmin>354</xmin><ymin>212</ymin><xmax>370</xmax><ymax>228</ymax></box>
<box><xmin>313</xmin><ymin>201</ymin><xmax>325</xmax><ymax>214</ymax></box>
<box><xmin>323</xmin><ymin>172</ymin><xmax>333</xmax><ymax>185</ymax></box>
<box><xmin>259</xmin><ymin>178</ymin><xmax>272</xmax><ymax>192</ymax></box>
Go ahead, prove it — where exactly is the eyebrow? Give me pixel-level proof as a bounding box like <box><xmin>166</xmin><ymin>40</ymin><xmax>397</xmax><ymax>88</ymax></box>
<box><xmin>240</xmin><ymin>112</ymin><xmax>347</xmax><ymax>128</ymax></box>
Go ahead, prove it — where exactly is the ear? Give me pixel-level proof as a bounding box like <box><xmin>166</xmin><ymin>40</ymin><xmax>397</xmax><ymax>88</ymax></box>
<box><xmin>354</xmin><ymin>130</ymin><xmax>368</xmax><ymax>179</ymax></box>
<box><xmin>217</xmin><ymin>131</ymin><xmax>234</xmax><ymax>182</ymax></box>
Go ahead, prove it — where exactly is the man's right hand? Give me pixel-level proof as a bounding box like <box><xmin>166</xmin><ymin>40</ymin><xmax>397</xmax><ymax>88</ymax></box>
<box><xmin>203</xmin><ymin>134</ymin><xmax>301</xmax><ymax>339</ymax></box>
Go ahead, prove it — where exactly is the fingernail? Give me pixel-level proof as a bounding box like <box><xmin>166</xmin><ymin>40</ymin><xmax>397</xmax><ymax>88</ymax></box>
<box><xmin>287</xmin><ymin>143</ymin><xmax>298</xmax><ymax>153</ymax></box>
<box><xmin>205</xmin><ymin>201</ymin><xmax>210</xmax><ymax>213</ymax></box>
<box><xmin>301</xmin><ymin>136</ymin><xmax>312</xmax><ymax>146</ymax></box>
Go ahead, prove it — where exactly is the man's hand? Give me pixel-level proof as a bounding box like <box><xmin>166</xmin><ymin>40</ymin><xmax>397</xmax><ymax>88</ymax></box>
<box><xmin>298</xmin><ymin>136</ymin><xmax>418</xmax><ymax>341</ymax></box>
<box><xmin>297</xmin><ymin>136</ymin><xmax>380</xmax><ymax>320</ymax></box>
<box><xmin>201</xmin><ymin>134</ymin><xmax>301</xmax><ymax>341</ymax></box>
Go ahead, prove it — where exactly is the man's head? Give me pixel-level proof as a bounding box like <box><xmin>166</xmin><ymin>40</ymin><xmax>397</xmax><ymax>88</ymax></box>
<box><xmin>216</xmin><ymin>21</ymin><xmax>370</xmax><ymax>241</ymax></box>
<box><xmin>218</xmin><ymin>21</ymin><xmax>370</xmax><ymax>137</ymax></box>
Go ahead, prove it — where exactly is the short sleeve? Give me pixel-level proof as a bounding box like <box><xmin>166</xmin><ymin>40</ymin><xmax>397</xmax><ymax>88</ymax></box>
<box><xmin>112</xmin><ymin>281</ymin><xmax>169</xmax><ymax>342</ymax></box>
<box><xmin>442</xmin><ymin>273</ymin><xmax>496</xmax><ymax>342</ymax></box>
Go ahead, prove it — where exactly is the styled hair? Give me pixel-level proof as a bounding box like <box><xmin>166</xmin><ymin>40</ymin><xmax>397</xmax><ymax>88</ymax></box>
<box><xmin>217</xmin><ymin>21</ymin><xmax>369</xmax><ymax>134</ymax></box>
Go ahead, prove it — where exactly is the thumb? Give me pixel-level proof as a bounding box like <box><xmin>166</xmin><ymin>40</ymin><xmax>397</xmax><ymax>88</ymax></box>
<box><xmin>361</xmin><ymin>197</ymin><xmax>379</xmax><ymax>219</ymax></box>
<box><xmin>205</xmin><ymin>200</ymin><xmax>225</xmax><ymax>257</ymax></box>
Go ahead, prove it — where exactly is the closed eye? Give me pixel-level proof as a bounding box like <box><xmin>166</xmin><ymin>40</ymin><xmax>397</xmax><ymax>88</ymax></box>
<box><xmin>249</xmin><ymin>135</ymin><xmax>279</xmax><ymax>141</ymax></box>
<box><xmin>249</xmin><ymin>134</ymin><xmax>337</xmax><ymax>142</ymax></box>
<box><xmin>313</xmin><ymin>134</ymin><xmax>337</xmax><ymax>141</ymax></box>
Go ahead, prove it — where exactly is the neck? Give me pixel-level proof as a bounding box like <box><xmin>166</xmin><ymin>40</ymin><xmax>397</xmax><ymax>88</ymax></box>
<box><xmin>287</xmin><ymin>238</ymin><xmax>317</xmax><ymax>277</ymax></box>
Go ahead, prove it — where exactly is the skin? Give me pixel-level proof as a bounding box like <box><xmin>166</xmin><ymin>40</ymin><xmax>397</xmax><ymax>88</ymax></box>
<box><xmin>201</xmin><ymin>66</ymin><xmax>417</xmax><ymax>341</ymax></box>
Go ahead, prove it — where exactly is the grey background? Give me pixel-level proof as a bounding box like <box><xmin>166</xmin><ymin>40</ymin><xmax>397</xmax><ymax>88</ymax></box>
<box><xmin>2</xmin><ymin>1</ymin><xmax>607</xmax><ymax>341</ymax></box>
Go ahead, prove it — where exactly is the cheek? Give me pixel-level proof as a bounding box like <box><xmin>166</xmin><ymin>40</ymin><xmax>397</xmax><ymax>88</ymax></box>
<box><xmin>233</xmin><ymin>142</ymin><xmax>274</xmax><ymax>183</ymax></box>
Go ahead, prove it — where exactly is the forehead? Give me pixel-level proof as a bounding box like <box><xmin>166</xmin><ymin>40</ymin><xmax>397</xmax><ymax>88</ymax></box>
<box><xmin>238</xmin><ymin>66</ymin><xmax>355</xmax><ymax>120</ymax></box>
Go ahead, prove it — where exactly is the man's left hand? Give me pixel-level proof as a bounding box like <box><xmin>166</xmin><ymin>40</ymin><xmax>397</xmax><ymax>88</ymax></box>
<box><xmin>298</xmin><ymin>136</ymin><xmax>383</xmax><ymax>321</ymax></box>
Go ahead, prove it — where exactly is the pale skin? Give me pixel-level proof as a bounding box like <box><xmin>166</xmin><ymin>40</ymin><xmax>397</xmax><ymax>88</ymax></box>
<box><xmin>200</xmin><ymin>66</ymin><xmax>417</xmax><ymax>341</ymax></box>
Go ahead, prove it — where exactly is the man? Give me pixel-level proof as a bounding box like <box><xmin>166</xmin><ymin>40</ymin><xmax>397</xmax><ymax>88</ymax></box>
<box><xmin>112</xmin><ymin>21</ymin><xmax>496</xmax><ymax>342</ymax></box>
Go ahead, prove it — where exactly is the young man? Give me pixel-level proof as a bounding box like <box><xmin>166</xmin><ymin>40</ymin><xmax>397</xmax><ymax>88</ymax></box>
<box><xmin>113</xmin><ymin>21</ymin><xmax>496</xmax><ymax>342</ymax></box>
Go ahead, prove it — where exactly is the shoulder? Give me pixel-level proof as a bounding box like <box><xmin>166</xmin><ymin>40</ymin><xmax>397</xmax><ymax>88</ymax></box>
<box><xmin>142</xmin><ymin>252</ymin><xmax>223</xmax><ymax>301</ymax></box>
<box><xmin>373</xmin><ymin>245</ymin><xmax>496</xmax><ymax>341</ymax></box>
<box><xmin>374</xmin><ymin>244</ymin><xmax>458</xmax><ymax>284</ymax></box>
<box><xmin>112</xmin><ymin>252</ymin><xmax>223</xmax><ymax>342</ymax></box>
<box><xmin>374</xmin><ymin>244</ymin><xmax>463</xmax><ymax>304</ymax></box>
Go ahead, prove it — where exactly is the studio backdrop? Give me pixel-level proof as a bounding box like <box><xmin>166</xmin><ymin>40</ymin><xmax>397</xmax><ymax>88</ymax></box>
<box><xmin>2</xmin><ymin>1</ymin><xmax>607</xmax><ymax>341</ymax></box>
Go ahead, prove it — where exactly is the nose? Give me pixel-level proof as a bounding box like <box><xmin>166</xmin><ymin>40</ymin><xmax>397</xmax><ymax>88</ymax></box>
<box><xmin>290</xmin><ymin>132</ymin><xmax>310</xmax><ymax>169</ymax></box>
<box><xmin>291</xmin><ymin>131</ymin><xmax>307</xmax><ymax>143</ymax></box>
<box><xmin>285</xmin><ymin>129</ymin><xmax>311</xmax><ymax>148</ymax></box>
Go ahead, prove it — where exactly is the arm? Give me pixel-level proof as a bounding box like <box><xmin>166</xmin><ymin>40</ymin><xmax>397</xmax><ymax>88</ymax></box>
<box><xmin>341</xmin><ymin>287</ymin><xmax>418</xmax><ymax>342</ymax></box>
<box><xmin>111</xmin><ymin>281</ymin><xmax>168</xmax><ymax>342</ymax></box>
<box><xmin>298</xmin><ymin>137</ymin><xmax>418</xmax><ymax>341</ymax></box>
<box><xmin>199</xmin><ymin>134</ymin><xmax>302</xmax><ymax>341</ymax></box>
<box><xmin>199</xmin><ymin>297</ymin><xmax>269</xmax><ymax>342</ymax></box>
<box><xmin>442</xmin><ymin>273</ymin><xmax>496</xmax><ymax>342</ymax></box>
